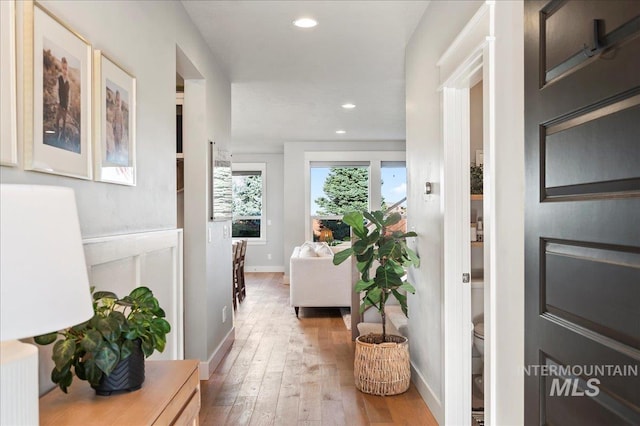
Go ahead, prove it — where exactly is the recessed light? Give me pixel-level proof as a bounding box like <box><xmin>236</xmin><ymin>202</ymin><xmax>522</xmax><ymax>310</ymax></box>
<box><xmin>341</xmin><ymin>103</ymin><xmax>356</xmax><ymax>109</ymax></box>
<box><xmin>336</xmin><ymin>130</ymin><xmax>346</xmax><ymax>134</ymax></box>
<box><xmin>293</xmin><ymin>18</ymin><xmax>317</xmax><ymax>28</ymax></box>
<box><xmin>45</xmin><ymin>130</ymin><xmax>55</xmax><ymax>134</ymax></box>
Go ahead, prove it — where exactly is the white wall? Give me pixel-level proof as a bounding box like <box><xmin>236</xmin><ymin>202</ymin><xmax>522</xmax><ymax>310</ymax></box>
<box><xmin>282</xmin><ymin>140</ymin><xmax>405</xmax><ymax>278</ymax></box>
<box><xmin>488</xmin><ymin>2</ymin><xmax>524</xmax><ymax>423</ymax></box>
<box><xmin>406</xmin><ymin>1</ymin><xmax>524</xmax><ymax>424</ymax></box>
<box><xmin>405</xmin><ymin>1</ymin><xmax>484</xmax><ymax>422</ymax></box>
<box><xmin>470</xmin><ymin>81</ymin><xmax>483</xmax><ymax>164</ymax></box>
<box><xmin>233</xmin><ymin>153</ymin><xmax>285</xmax><ymax>272</ymax></box>
<box><xmin>3</xmin><ymin>0</ymin><xmax>232</xmax><ymax>384</ymax></box>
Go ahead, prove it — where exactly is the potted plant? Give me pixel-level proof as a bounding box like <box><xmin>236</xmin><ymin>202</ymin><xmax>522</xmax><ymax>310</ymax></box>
<box><xmin>34</xmin><ymin>286</ymin><xmax>171</xmax><ymax>395</ymax></box>
<box><xmin>333</xmin><ymin>209</ymin><xmax>419</xmax><ymax>395</ymax></box>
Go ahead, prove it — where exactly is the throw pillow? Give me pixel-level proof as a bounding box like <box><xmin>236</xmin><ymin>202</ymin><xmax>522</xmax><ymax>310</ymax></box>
<box><xmin>315</xmin><ymin>242</ymin><xmax>334</xmax><ymax>257</ymax></box>
<box><xmin>299</xmin><ymin>245</ymin><xmax>318</xmax><ymax>257</ymax></box>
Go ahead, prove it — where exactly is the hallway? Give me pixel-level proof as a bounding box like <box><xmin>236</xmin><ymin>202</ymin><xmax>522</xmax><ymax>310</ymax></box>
<box><xmin>199</xmin><ymin>273</ymin><xmax>437</xmax><ymax>425</ymax></box>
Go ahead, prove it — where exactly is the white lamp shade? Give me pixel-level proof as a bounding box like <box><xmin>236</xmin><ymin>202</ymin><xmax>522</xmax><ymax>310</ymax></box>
<box><xmin>0</xmin><ymin>185</ymin><xmax>93</xmax><ymax>341</ymax></box>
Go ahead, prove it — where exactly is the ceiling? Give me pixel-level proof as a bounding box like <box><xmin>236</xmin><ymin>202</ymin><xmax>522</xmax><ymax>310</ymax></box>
<box><xmin>181</xmin><ymin>1</ymin><xmax>430</xmax><ymax>152</ymax></box>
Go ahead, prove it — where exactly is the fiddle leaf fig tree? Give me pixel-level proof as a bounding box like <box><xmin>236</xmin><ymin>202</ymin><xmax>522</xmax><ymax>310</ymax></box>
<box><xmin>34</xmin><ymin>286</ymin><xmax>171</xmax><ymax>393</ymax></box>
<box><xmin>333</xmin><ymin>210</ymin><xmax>419</xmax><ymax>341</ymax></box>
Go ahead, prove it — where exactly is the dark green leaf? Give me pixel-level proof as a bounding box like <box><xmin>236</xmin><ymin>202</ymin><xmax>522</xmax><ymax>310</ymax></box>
<box><xmin>365</xmin><ymin>229</ymin><xmax>380</xmax><ymax>245</ymax></box>
<box><xmin>96</xmin><ymin>317</ymin><xmax>119</xmax><ymax>341</ymax></box>
<box><xmin>119</xmin><ymin>295</ymin><xmax>135</xmax><ymax>306</ymax></box>
<box><xmin>153</xmin><ymin>318</ymin><xmax>171</xmax><ymax>334</ymax></box>
<box><xmin>355</xmin><ymin>246</ymin><xmax>373</xmax><ymax>263</ymax></box>
<box><xmin>109</xmin><ymin>311</ymin><xmax>126</xmax><ymax>327</ymax></box>
<box><xmin>70</xmin><ymin>320</ymin><xmax>90</xmax><ymax>333</ymax></box>
<box><xmin>356</xmin><ymin>256</ymin><xmax>373</xmax><ymax>272</ymax></box>
<box><xmin>343</xmin><ymin>211</ymin><xmax>365</xmax><ymax>236</ymax></box>
<box><xmin>400</xmin><ymin>281</ymin><xmax>416</xmax><ymax>294</ymax></box>
<box><xmin>406</xmin><ymin>248</ymin><xmax>420</xmax><ymax>267</ymax></box>
<box><xmin>365</xmin><ymin>287</ymin><xmax>382</xmax><ymax>305</ymax></box>
<box><xmin>352</xmin><ymin>239</ymin><xmax>370</xmax><ymax>255</ymax></box>
<box><xmin>391</xmin><ymin>289</ymin><xmax>408</xmax><ymax>316</ymax></box>
<box><xmin>93</xmin><ymin>291</ymin><xmax>117</xmax><ymax>301</ymax></box>
<box><xmin>362</xmin><ymin>211</ymin><xmax>380</xmax><ymax>229</ymax></box>
<box><xmin>385</xmin><ymin>258</ymin><xmax>406</xmax><ymax>277</ymax></box>
<box><xmin>121</xmin><ymin>339</ymin><xmax>135</xmax><ymax>360</ymax></box>
<box><xmin>125</xmin><ymin>328</ymin><xmax>140</xmax><ymax>340</ymax></box>
<box><xmin>51</xmin><ymin>363</ymin><xmax>72</xmax><ymax>393</ymax></box>
<box><xmin>129</xmin><ymin>286</ymin><xmax>152</xmax><ymax>300</ymax></box>
<box><xmin>94</xmin><ymin>342</ymin><xmax>119</xmax><ymax>376</ymax></box>
<box><xmin>141</xmin><ymin>338</ymin><xmax>154</xmax><ymax>357</ymax></box>
<box><xmin>52</xmin><ymin>339</ymin><xmax>76</xmax><ymax>371</ymax></box>
<box><xmin>374</xmin><ymin>265</ymin><xmax>403</xmax><ymax>289</ymax></box>
<box><xmin>378</xmin><ymin>240</ymin><xmax>403</xmax><ymax>260</ymax></box>
<box><xmin>154</xmin><ymin>335</ymin><xmax>166</xmax><ymax>353</ymax></box>
<box><xmin>332</xmin><ymin>248</ymin><xmax>353</xmax><ymax>265</ymax></box>
<box><xmin>384</xmin><ymin>212</ymin><xmax>402</xmax><ymax>227</ymax></box>
<box><xmin>83</xmin><ymin>358</ymin><xmax>103</xmax><ymax>386</ymax></box>
<box><xmin>34</xmin><ymin>332</ymin><xmax>58</xmax><ymax>345</ymax></box>
<box><xmin>354</xmin><ymin>279</ymin><xmax>375</xmax><ymax>292</ymax></box>
<box><xmin>80</xmin><ymin>329</ymin><xmax>103</xmax><ymax>352</ymax></box>
<box><xmin>74</xmin><ymin>360</ymin><xmax>86</xmax><ymax>380</ymax></box>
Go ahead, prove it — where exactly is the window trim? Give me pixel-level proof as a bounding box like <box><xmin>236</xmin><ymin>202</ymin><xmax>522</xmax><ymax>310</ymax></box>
<box><xmin>304</xmin><ymin>151</ymin><xmax>405</xmax><ymax>241</ymax></box>
<box><xmin>232</xmin><ymin>162</ymin><xmax>267</xmax><ymax>242</ymax></box>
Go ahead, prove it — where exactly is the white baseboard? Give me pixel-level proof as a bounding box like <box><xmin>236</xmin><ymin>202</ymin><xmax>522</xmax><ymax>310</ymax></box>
<box><xmin>411</xmin><ymin>361</ymin><xmax>443</xmax><ymax>425</ymax></box>
<box><xmin>199</xmin><ymin>326</ymin><xmax>235</xmax><ymax>380</ymax></box>
<box><xmin>245</xmin><ymin>266</ymin><xmax>284</xmax><ymax>273</ymax></box>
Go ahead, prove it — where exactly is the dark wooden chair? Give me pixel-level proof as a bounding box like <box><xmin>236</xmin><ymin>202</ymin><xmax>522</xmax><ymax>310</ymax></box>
<box><xmin>232</xmin><ymin>242</ymin><xmax>241</xmax><ymax>310</ymax></box>
<box><xmin>238</xmin><ymin>240</ymin><xmax>247</xmax><ymax>301</ymax></box>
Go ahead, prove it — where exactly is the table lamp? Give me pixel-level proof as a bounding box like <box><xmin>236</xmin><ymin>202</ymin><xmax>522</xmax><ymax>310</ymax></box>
<box><xmin>0</xmin><ymin>185</ymin><xmax>94</xmax><ymax>425</ymax></box>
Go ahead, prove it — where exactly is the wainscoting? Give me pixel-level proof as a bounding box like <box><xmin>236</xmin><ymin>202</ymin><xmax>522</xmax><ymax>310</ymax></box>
<box><xmin>37</xmin><ymin>229</ymin><xmax>184</xmax><ymax>395</ymax></box>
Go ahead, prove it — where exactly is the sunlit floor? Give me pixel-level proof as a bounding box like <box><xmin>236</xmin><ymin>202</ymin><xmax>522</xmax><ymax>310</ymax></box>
<box><xmin>198</xmin><ymin>272</ymin><xmax>438</xmax><ymax>425</ymax></box>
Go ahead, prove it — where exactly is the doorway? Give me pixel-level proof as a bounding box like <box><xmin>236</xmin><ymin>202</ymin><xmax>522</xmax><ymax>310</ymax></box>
<box><xmin>438</xmin><ymin>2</ymin><xmax>525</xmax><ymax>424</ymax></box>
<box><xmin>439</xmin><ymin>3</ymin><xmax>492</xmax><ymax>425</ymax></box>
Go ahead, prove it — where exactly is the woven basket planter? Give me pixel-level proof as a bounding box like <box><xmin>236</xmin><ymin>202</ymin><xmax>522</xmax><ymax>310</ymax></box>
<box><xmin>354</xmin><ymin>334</ymin><xmax>410</xmax><ymax>396</ymax></box>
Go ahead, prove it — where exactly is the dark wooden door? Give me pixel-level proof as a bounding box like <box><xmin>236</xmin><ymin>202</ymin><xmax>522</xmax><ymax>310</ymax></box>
<box><xmin>525</xmin><ymin>1</ymin><xmax>640</xmax><ymax>424</ymax></box>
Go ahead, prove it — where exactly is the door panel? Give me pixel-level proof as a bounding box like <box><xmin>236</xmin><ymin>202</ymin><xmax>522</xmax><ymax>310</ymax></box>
<box><xmin>525</xmin><ymin>1</ymin><xmax>640</xmax><ymax>424</ymax></box>
<box><xmin>544</xmin><ymin>1</ymin><xmax>640</xmax><ymax>72</ymax></box>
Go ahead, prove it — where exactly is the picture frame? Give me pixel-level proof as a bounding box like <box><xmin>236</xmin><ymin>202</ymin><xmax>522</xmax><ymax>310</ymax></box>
<box><xmin>93</xmin><ymin>50</ymin><xmax>136</xmax><ymax>185</ymax></box>
<box><xmin>23</xmin><ymin>0</ymin><xmax>92</xmax><ymax>179</ymax></box>
<box><xmin>210</xmin><ymin>141</ymin><xmax>233</xmax><ymax>221</ymax></box>
<box><xmin>0</xmin><ymin>0</ymin><xmax>18</xmax><ymax>166</ymax></box>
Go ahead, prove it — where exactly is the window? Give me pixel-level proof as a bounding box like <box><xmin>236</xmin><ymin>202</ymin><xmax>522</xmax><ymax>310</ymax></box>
<box><xmin>232</xmin><ymin>163</ymin><xmax>266</xmax><ymax>240</ymax></box>
<box><xmin>308</xmin><ymin>159</ymin><xmax>407</xmax><ymax>240</ymax></box>
<box><xmin>381</xmin><ymin>161</ymin><xmax>407</xmax><ymax>233</ymax></box>
<box><xmin>310</xmin><ymin>163</ymin><xmax>369</xmax><ymax>242</ymax></box>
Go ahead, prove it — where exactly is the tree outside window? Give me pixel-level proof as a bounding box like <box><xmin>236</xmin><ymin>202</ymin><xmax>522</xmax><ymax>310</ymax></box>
<box><xmin>310</xmin><ymin>162</ymin><xmax>407</xmax><ymax>241</ymax></box>
<box><xmin>311</xmin><ymin>166</ymin><xmax>369</xmax><ymax>242</ymax></box>
<box><xmin>232</xmin><ymin>164</ymin><xmax>265</xmax><ymax>239</ymax></box>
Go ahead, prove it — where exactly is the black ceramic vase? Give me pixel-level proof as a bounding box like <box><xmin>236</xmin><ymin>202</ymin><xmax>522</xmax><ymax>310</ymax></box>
<box><xmin>92</xmin><ymin>340</ymin><xmax>145</xmax><ymax>396</ymax></box>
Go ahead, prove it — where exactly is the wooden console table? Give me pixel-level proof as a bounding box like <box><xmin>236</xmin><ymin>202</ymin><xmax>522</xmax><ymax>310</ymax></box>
<box><xmin>39</xmin><ymin>360</ymin><xmax>200</xmax><ymax>425</ymax></box>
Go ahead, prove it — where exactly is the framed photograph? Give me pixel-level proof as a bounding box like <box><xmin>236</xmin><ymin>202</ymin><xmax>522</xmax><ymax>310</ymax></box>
<box><xmin>94</xmin><ymin>50</ymin><xmax>136</xmax><ymax>185</ymax></box>
<box><xmin>0</xmin><ymin>0</ymin><xmax>18</xmax><ymax>166</ymax></box>
<box><xmin>210</xmin><ymin>141</ymin><xmax>232</xmax><ymax>221</ymax></box>
<box><xmin>23</xmin><ymin>1</ymin><xmax>92</xmax><ymax>179</ymax></box>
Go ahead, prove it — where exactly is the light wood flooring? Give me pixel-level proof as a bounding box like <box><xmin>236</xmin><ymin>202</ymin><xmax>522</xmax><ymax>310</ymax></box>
<box><xmin>199</xmin><ymin>272</ymin><xmax>438</xmax><ymax>426</ymax></box>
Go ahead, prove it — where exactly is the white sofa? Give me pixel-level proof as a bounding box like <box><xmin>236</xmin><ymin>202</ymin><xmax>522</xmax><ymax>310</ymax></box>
<box><xmin>289</xmin><ymin>243</ymin><xmax>352</xmax><ymax>317</ymax></box>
